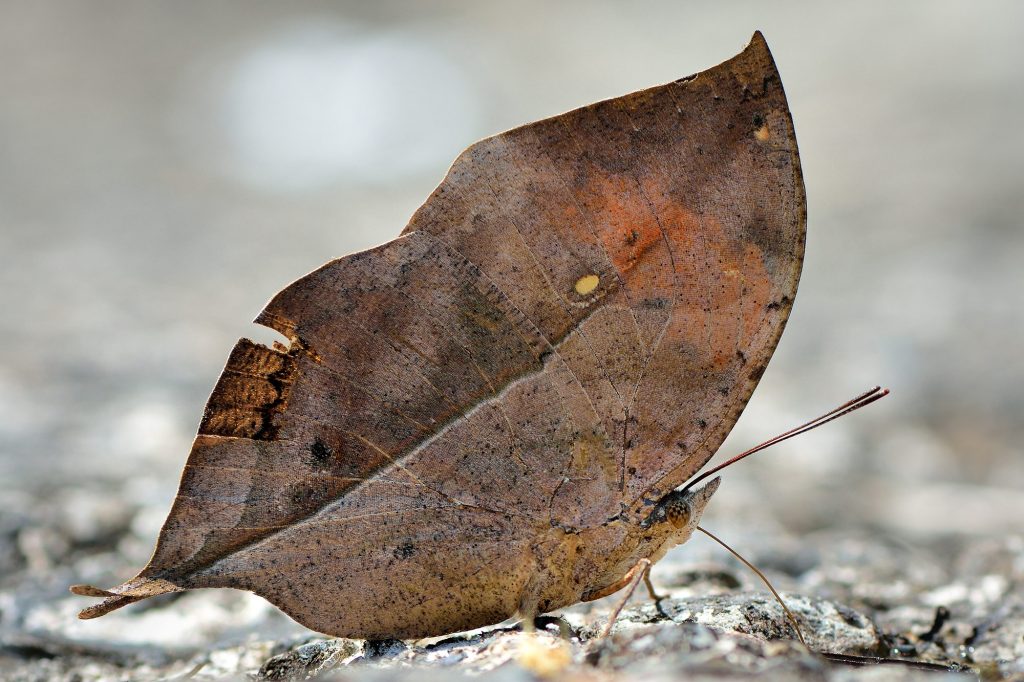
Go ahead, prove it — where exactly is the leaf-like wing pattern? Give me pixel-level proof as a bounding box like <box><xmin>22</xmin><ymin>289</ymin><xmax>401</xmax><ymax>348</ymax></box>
<box><xmin>72</xmin><ymin>32</ymin><xmax>804</xmax><ymax>639</ymax></box>
<box><xmin>405</xmin><ymin>32</ymin><xmax>804</xmax><ymax>507</ymax></box>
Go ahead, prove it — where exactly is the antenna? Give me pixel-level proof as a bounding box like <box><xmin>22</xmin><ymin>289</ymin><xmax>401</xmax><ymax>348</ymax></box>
<box><xmin>697</xmin><ymin>525</ymin><xmax>806</xmax><ymax>646</ymax></box>
<box><xmin>681</xmin><ymin>386</ymin><xmax>889</xmax><ymax>494</ymax></box>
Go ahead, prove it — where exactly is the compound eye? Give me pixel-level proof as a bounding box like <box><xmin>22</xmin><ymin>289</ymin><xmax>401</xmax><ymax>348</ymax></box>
<box><xmin>666</xmin><ymin>499</ymin><xmax>690</xmax><ymax>528</ymax></box>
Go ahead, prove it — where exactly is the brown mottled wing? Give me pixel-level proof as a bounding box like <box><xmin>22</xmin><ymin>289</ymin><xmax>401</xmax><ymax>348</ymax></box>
<box><xmin>404</xmin><ymin>32</ymin><xmax>804</xmax><ymax>509</ymax></box>
<box><xmin>71</xmin><ymin>32</ymin><xmax>804</xmax><ymax>638</ymax></box>
<box><xmin>75</xmin><ymin>230</ymin><xmax>623</xmax><ymax>637</ymax></box>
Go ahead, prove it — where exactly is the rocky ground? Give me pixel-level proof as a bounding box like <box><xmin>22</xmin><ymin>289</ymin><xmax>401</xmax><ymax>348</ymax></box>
<box><xmin>1</xmin><ymin>478</ymin><xmax>1020</xmax><ymax>681</ymax></box>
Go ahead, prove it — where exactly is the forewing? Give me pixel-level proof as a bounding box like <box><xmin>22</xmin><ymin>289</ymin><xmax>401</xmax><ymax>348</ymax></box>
<box><xmin>403</xmin><ymin>32</ymin><xmax>805</xmax><ymax>512</ymax></box>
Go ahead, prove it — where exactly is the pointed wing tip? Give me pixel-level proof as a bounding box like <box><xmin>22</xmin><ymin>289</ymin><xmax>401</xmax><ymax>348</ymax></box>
<box><xmin>680</xmin><ymin>31</ymin><xmax>777</xmax><ymax>91</ymax></box>
<box><xmin>71</xmin><ymin>577</ymin><xmax>182</xmax><ymax>619</ymax></box>
<box><xmin>744</xmin><ymin>30</ymin><xmax>774</xmax><ymax>61</ymax></box>
<box><xmin>71</xmin><ymin>582</ymin><xmax>138</xmax><ymax>618</ymax></box>
<box><xmin>74</xmin><ymin>593</ymin><xmax>143</xmax><ymax>619</ymax></box>
<box><xmin>70</xmin><ymin>584</ymin><xmax>106</xmax><ymax>597</ymax></box>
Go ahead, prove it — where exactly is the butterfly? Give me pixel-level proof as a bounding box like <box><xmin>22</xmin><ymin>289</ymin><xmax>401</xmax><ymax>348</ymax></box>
<box><xmin>72</xmin><ymin>31</ymin><xmax>805</xmax><ymax>639</ymax></box>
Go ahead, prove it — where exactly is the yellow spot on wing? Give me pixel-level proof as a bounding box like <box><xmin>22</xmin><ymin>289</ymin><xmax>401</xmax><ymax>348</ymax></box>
<box><xmin>755</xmin><ymin>125</ymin><xmax>770</xmax><ymax>142</ymax></box>
<box><xmin>574</xmin><ymin>274</ymin><xmax>600</xmax><ymax>295</ymax></box>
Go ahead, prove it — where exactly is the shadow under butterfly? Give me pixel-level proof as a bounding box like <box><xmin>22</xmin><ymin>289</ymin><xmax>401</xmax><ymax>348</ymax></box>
<box><xmin>74</xmin><ymin>32</ymin><xmax>812</xmax><ymax>641</ymax></box>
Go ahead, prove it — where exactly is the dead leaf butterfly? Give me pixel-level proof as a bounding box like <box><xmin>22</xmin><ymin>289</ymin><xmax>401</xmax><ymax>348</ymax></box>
<box><xmin>73</xmin><ymin>32</ymin><xmax>805</xmax><ymax>639</ymax></box>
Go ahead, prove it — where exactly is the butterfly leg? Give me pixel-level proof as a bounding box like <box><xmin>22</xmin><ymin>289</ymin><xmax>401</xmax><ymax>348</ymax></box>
<box><xmin>597</xmin><ymin>558</ymin><xmax>652</xmax><ymax>638</ymax></box>
<box><xmin>643</xmin><ymin>569</ymin><xmax>666</xmax><ymax>601</ymax></box>
<box><xmin>516</xmin><ymin>571</ymin><xmax>544</xmax><ymax>633</ymax></box>
<box><xmin>643</xmin><ymin>569</ymin><xmax>673</xmax><ymax>621</ymax></box>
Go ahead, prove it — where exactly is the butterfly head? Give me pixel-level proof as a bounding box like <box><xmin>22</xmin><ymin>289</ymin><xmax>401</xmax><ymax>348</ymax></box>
<box><xmin>640</xmin><ymin>476</ymin><xmax>721</xmax><ymax>536</ymax></box>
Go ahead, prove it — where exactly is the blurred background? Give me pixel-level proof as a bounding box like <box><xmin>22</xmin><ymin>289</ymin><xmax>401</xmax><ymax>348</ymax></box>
<box><xmin>1</xmin><ymin>0</ymin><xmax>1021</xmax><ymax>664</ymax></box>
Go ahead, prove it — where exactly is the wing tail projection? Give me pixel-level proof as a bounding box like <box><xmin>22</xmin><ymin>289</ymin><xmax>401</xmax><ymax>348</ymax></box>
<box><xmin>70</xmin><ymin>577</ymin><xmax>181</xmax><ymax>619</ymax></box>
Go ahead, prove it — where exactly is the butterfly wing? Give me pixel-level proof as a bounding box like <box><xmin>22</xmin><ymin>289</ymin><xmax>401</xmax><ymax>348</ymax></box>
<box><xmin>72</xmin><ymin>32</ymin><xmax>804</xmax><ymax>637</ymax></box>
<box><xmin>77</xmin><ymin>230</ymin><xmax>621</xmax><ymax>637</ymax></box>
<box><xmin>404</xmin><ymin>31</ymin><xmax>805</xmax><ymax>512</ymax></box>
